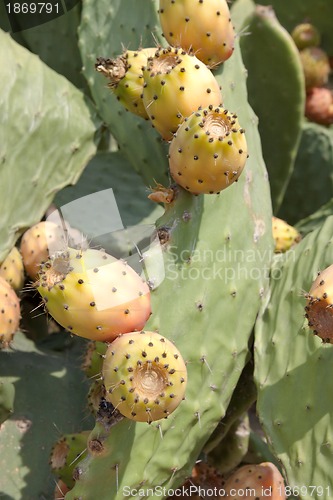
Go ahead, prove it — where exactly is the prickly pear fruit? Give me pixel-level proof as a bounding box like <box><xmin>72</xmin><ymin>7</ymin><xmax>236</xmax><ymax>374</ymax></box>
<box><xmin>305</xmin><ymin>264</ymin><xmax>333</xmax><ymax>343</ymax></box>
<box><xmin>142</xmin><ymin>47</ymin><xmax>222</xmax><ymax>140</ymax></box>
<box><xmin>0</xmin><ymin>247</ymin><xmax>24</xmax><ymax>292</ymax></box>
<box><xmin>272</xmin><ymin>216</ymin><xmax>301</xmax><ymax>253</ymax></box>
<box><xmin>95</xmin><ymin>48</ymin><xmax>157</xmax><ymax>118</ymax></box>
<box><xmin>36</xmin><ymin>248</ymin><xmax>151</xmax><ymax>342</ymax></box>
<box><xmin>54</xmin><ymin>480</ymin><xmax>71</xmax><ymax>499</ymax></box>
<box><xmin>0</xmin><ymin>276</ymin><xmax>20</xmax><ymax>348</ymax></box>
<box><xmin>102</xmin><ymin>331</ymin><xmax>187</xmax><ymax>422</ymax></box>
<box><xmin>87</xmin><ymin>379</ymin><xmax>106</xmax><ymax>415</ymax></box>
<box><xmin>159</xmin><ymin>0</ymin><xmax>235</xmax><ymax>68</ymax></box>
<box><xmin>81</xmin><ymin>340</ymin><xmax>108</xmax><ymax>379</ymax></box>
<box><xmin>291</xmin><ymin>23</ymin><xmax>321</xmax><ymax>50</ymax></box>
<box><xmin>169</xmin><ymin>105</ymin><xmax>248</xmax><ymax>194</ymax></box>
<box><xmin>299</xmin><ymin>47</ymin><xmax>331</xmax><ymax>90</ymax></box>
<box><xmin>20</xmin><ymin>221</ymin><xmax>66</xmax><ymax>280</ymax></box>
<box><xmin>223</xmin><ymin>462</ymin><xmax>286</xmax><ymax>499</ymax></box>
<box><xmin>50</xmin><ymin>431</ymin><xmax>90</xmax><ymax>488</ymax></box>
<box><xmin>305</xmin><ymin>87</ymin><xmax>333</xmax><ymax>126</ymax></box>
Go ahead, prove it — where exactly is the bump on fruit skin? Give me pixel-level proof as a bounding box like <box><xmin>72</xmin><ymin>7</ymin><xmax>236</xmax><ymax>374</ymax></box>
<box><xmin>169</xmin><ymin>105</ymin><xmax>248</xmax><ymax>194</ymax></box>
<box><xmin>0</xmin><ymin>246</ymin><xmax>24</xmax><ymax>292</ymax></box>
<box><xmin>142</xmin><ymin>47</ymin><xmax>222</xmax><ymax>141</ymax></box>
<box><xmin>36</xmin><ymin>248</ymin><xmax>151</xmax><ymax>342</ymax></box>
<box><xmin>272</xmin><ymin>216</ymin><xmax>301</xmax><ymax>253</ymax></box>
<box><xmin>305</xmin><ymin>87</ymin><xmax>333</xmax><ymax>126</ymax></box>
<box><xmin>103</xmin><ymin>331</ymin><xmax>187</xmax><ymax>422</ymax></box>
<box><xmin>159</xmin><ymin>0</ymin><xmax>235</xmax><ymax>68</ymax></box>
<box><xmin>223</xmin><ymin>462</ymin><xmax>286</xmax><ymax>499</ymax></box>
<box><xmin>0</xmin><ymin>276</ymin><xmax>20</xmax><ymax>349</ymax></box>
<box><xmin>305</xmin><ymin>264</ymin><xmax>333</xmax><ymax>344</ymax></box>
<box><xmin>299</xmin><ymin>47</ymin><xmax>331</xmax><ymax>90</ymax></box>
<box><xmin>95</xmin><ymin>48</ymin><xmax>157</xmax><ymax>118</ymax></box>
<box><xmin>20</xmin><ymin>221</ymin><xmax>67</xmax><ymax>280</ymax></box>
<box><xmin>291</xmin><ymin>23</ymin><xmax>321</xmax><ymax>50</ymax></box>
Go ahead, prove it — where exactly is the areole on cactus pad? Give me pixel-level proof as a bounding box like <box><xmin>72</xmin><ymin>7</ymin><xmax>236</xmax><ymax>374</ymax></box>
<box><xmin>168</xmin><ymin>105</ymin><xmax>248</xmax><ymax>194</ymax></box>
<box><xmin>36</xmin><ymin>247</ymin><xmax>151</xmax><ymax>342</ymax></box>
<box><xmin>103</xmin><ymin>331</ymin><xmax>187</xmax><ymax>422</ymax></box>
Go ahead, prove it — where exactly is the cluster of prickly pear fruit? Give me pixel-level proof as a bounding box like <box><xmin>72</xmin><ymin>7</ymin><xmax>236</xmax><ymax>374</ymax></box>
<box><xmin>291</xmin><ymin>22</ymin><xmax>333</xmax><ymax>126</ymax></box>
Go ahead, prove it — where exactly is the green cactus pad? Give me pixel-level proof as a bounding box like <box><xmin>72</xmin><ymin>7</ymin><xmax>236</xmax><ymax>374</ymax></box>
<box><xmin>0</xmin><ymin>29</ymin><xmax>96</xmax><ymax>262</ymax></box>
<box><xmin>66</xmin><ymin>16</ymin><xmax>273</xmax><ymax>497</ymax></box>
<box><xmin>255</xmin><ymin>216</ymin><xmax>333</xmax><ymax>496</ymax></box>
<box><xmin>0</xmin><ymin>380</ymin><xmax>15</xmax><ymax>425</ymax></box>
<box><xmin>169</xmin><ymin>105</ymin><xmax>248</xmax><ymax>194</ymax></box>
<box><xmin>239</xmin><ymin>5</ymin><xmax>305</xmax><ymax>212</ymax></box>
<box><xmin>103</xmin><ymin>331</ymin><xmax>187</xmax><ymax>422</ymax></box>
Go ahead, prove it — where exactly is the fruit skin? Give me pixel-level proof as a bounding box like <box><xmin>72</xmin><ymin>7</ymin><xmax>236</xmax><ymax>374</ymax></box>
<box><xmin>37</xmin><ymin>247</ymin><xmax>151</xmax><ymax>342</ymax></box>
<box><xmin>95</xmin><ymin>48</ymin><xmax>157</xmax><ymax>118</ymax></box>
<box><xmin>20</xmin><ymin>221</ymin><xmax>67</xmax><ymax>280</ymax></box>
<box><xmin>299</xmin><ymin>47</ymin><xmax>331</xmax><ymax>90</ymax></box>
<box><xmin>0</xmin><ymin>276</ymin><xmax>20</xmax><ymax>348</ymax></box>
<box><xmin>169</xmin><ymin>105</ymin><xmax>248</xmax><ymax>194</ymax></box>
<box><xmin>272</xmin><ymin>216</ymin><xmax>301</xmax><ymax>253</ymax></box>
<box><xmin>305</xmin><ymin>87</ymin><xmax>333</xmax><ymax>126</ymax></box>
<box><xmin>0</xmin><ymin>246</ymin><xmax>24</xmax><ymax>292</ymax></box>
<box><xmin>159</xmin><ymin>0</ymin><xmax>235</xmax><ymax>68</ymax></box>
<box><xmin>103</xmin><ymin>331</ymin><xmax>187</xmax><ymax>422</ymax></box>
<box><xmin>142</xmin><ymin>47</ymin><xmax>222</xmax><ymax>141</ymax></box>
<box><xmin>223</xmin><ymin>462</ymin><xmax>286</xmax><ymax>499</ymax></box>
<box><xmin>291</xmin><ymin>23</ymin><xmax>321</xmax><ymax>50</ymax></box>
<box><xmin>305</xmin><ymin>264</ymin><xmax>333</xmax><ymax>343</ymax></box>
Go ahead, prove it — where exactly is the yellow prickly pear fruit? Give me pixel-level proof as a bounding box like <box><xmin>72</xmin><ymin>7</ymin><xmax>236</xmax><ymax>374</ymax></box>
<box><xmin>142</xmin><ymin>47</ymin><xmax>222</xmax><ymax>141</ymax></box>
<box><xmin>95</xmin><ymin>48</ymin><xmax>157</xmax><ymax>118</ymax></box>
<box><xmin>305</xmin><ymin>264</ymin><xmax>333</xmax><ymax>343</ymax></box>
<box><xmin>169</xmin><ymin>105</ymin><xmax>248</xmax><ymax>194</ymax></box>
<box><xmin>103</xmin><ymin>331</ymin><xmax>187</xmax><ymax>422</ymax></box>
<box><xmin>159</xmin><ymin>0</ymin><xmax>235</xmax><ymax>68</ymax></box>
<box><xmin>20</xmin><ymin>221</ymin><xmax>67</xmax><ymax>280</ymax></box>
<box><xmin>291</xmin><ymin>23</ymin><xmax>321</xmax><ymax>50</ymax></box>
<box><xmin>299</xmin><ymin>47</ymin><xmax>331</xmax><ymax>90</ymax></box>
<box><xmin>272</xmin><ymin>217</ymin><xmax>301</xmax><ymax>253</ymax></box>
<box><xmin>0</xmin><ymin>247</ymin><xmax>24</xmax><ymax>292</ymax></box>
<box><xmin>0</xmin><ymin>276</ymin><xmax>20</xmax><ymax>348</ymax></box>
<box><xmin>37</xmin><ymin>248</ymin><xmax>151</xmax><ymax>342</ymax></box>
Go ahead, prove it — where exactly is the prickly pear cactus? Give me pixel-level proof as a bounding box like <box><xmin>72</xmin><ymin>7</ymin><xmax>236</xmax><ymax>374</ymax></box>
<box><xmin>255</xmin><ymin>217</ymin><xmax>333</xmax><ymax>498</ymax></box>
<box><xmin>65</xmin><ymin>8</ymin><xmax>273</xmax><ymax>498</ymax></box>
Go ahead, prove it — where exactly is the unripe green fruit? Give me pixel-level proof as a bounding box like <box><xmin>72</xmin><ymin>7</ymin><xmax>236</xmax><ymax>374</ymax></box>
<box><xmin>291</xmin><ymin>23</ymin><xmax>321</xmax><ymax>50</ymax></box>
<box><xmin>95</xmin><ymin>48</ymin><xmax>157</xmax><ymax>118</ymax></box>
<box><xmin>159</xmin><ymin>0</ymin><xmax>235</xmax><ymax>67</ymax></box>
<box><xmin>305</xmin><ymin>264</ymin><xmax>333</xmax><ymax>343</ymax></box>
<box><xmin>142</xmin><ymin>47</ymin><xmax>222</xmax><ymax>141</ymax></box>
<box><xmin>0</xmin><ymin>247</ymin><xmax>24</xmax><ymax>292</ymax></box>
<box><xmin>299</xmin><ymin>47</ymin><xmax>331</xmax><ymax>90</ymax></box>
<box><xmin>0</xmin><ymin>276</ymin><xmax>20</xmax><ymax>348</ymax></box>
<box><xmin>272</xmin><ymin>216</ymin><xmax>301</xmax><ymax>253</ymax></box>
<box><xmin>37</xmin><ymin>248</ymin><xmax>151</xmax><ymax>342</ymax></box>
<box><xmin>169</xmin><ymin>105</ymin><xmax>248</xmax><ymax>194</ymax></box>
<box><xmin>50</xmin><ymin>431</ymin><xmax>90</xmax><ymax>488</ymax></box>
<box><xmin>103</xmin><ymin>331</ymin><xmax>187</xmax><ymax>422</ymax></box>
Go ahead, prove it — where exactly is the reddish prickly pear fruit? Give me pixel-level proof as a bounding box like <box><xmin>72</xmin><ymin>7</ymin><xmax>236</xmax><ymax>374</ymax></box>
<box><xmin>20</xmin><ymin>221</ymin><xmax>66</xmax><ymax>280</ymax></box>
<box><xmin>223</xmin><ymin>462</ymin><xmax>286</xmax><ymax>499</ymax></box>
<box><xmin>103</xmin><ymin>331</ymin><xmax>187</xmax><ymax>422</ymax></box>
<box><xmin>305</xmin><ymin>264</ymin><xmax>333</xmax><ymax>343</ymax></box>
<box><xmin>169</xmin><ymin>105</ymin><xmax>248</xmax><ymax>194</ymax></box>
<box><xmin>299</xmin><ymin>47</ymin><xmax>331</xmax><ymax>90</ymax></box>
<box><xmin>272</xmin><ymin>217</ymin><xmax>301</xmax><ymax>253</ymax></box>
<box><xmin>95</xmin><ymin>48</ymin><xmax>157</xmax><ymax>119</ymax></box>
<box><xmin>0</xmin><ymin>247</ymin><xmax>24</xmax><ymax>292</ymax></box>
<box><xmin>36</xmin><ymin>248</ymin><xmax>151</xmax><ymax>342</ymax></box>
<box><xmin>142</xmin><ymin>47</ymin><xmax>222</xmax><ymax>141</ymax></box>
<box><xmin>159</xmin><ymin>0</ymin><xmax>235</xmax><ymax>68</ymax></box>
<box><xmin>0</xmin><ymin>276</ymin><xmax>20</xmax><ymax>348</ymax></box>
<box><xmin>291</xmin><ymin>23</ymin><xmax>321</xmax><ymax>50</ymax></box>
<box><xmin>305</xmin><ymin>87</ymin><xmax>333</xmax><ymax>126</ymax></box>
